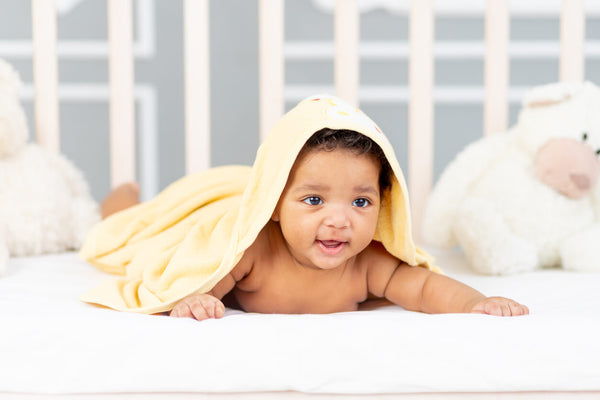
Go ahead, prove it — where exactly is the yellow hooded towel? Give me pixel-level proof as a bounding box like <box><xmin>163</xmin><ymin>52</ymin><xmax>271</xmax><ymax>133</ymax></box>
<box><xmin>80</xmin><ymin>94</ymin><xmax>438</xmax><ymax>314</ymax></box>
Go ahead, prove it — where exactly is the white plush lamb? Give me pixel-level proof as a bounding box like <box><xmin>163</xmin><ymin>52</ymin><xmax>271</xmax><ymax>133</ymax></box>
<box><xmin>423</xmin><ymin>81</ymin><xmax>600</xmax><ymax>275</ymax></box>
<box><xmin>0</xmin><ymin>59</ymin><xmax>100</xmax><ymax>275</ymax></box>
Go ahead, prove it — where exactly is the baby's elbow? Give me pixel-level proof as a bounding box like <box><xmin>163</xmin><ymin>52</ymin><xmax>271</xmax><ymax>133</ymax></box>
<box><xmin>368</xmin><ymin>265</ymin><xmax>399</xmax><ymax>298</ymax></box>
<box><xmin>387</xmin><ymin>266</ymin><xmax>431</xmax><ymax>312</ymax></box>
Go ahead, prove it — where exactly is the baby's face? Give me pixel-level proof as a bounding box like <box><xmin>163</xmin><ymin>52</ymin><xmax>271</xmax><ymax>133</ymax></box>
<box><xmin>272</xmin><ymin>148</ymin><xmax>381</xmax><ymax>270</ymax></box>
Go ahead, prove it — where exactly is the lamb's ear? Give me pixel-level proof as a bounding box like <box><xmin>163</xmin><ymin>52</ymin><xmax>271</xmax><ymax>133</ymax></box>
<box><xmin>523</xmin><ymin>82</ymin><xmax>581</xmax><ymax>108</ymax></box>
<box><xmin>0</xmin><ymin>58</ymin><xmax>22</xmax><ymax>96</ymax></box>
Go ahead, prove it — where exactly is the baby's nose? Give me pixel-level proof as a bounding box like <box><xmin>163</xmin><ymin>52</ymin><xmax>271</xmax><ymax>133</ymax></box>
<box><xmin>570</xmin><ymin>173</ymin><xmax>590</xmax><ymax>191</ymax></box>
<box><xmin>324</xmin><ymin>207</ymin><xmax>350</xmax><ymax>228</ymax></box>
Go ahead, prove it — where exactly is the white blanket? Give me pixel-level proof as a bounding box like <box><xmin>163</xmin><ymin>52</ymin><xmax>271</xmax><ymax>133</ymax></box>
<box><xmin>1</xmin><ymin>249</ymin><xmax>599</xmax><ymax>395</ymax></box>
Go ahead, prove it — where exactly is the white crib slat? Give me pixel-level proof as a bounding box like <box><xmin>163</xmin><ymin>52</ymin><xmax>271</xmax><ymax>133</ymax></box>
<box><xmin>108</xmin><ymin>0</ymin><xmax>136</xmax><ymax>187</ymax></box>
<box><xmin>560</xmin><ymin>0</ymin><xmax>585</xmax><ymax>82</ymax></box>
<box><xmin>184</xmin><ymin>0</ymin><xmax>211</xmax><ymax>173</ymax></box>
<box><xmin>334</xmin><ymin>0</ymin><xmax>359</xmax><ymax>106</ymax></box>
<box><xmin>484</xmin><ymin>0</ymin><xmax>509</xmax><ymax>136</ymax></box>
<box><xmin>259</xmin><ymin>0</ymin><xmax>284</xmax><ymax>142</ymax></box>
<box><xmin>408</xmin><ymin>0</ymin><xmax>434</xmax><ymax>242</ymax></box>
<box><xmin>32</xmin><ymin>0</ymin><xmax>60</xmax><ymax>153</ymax></box>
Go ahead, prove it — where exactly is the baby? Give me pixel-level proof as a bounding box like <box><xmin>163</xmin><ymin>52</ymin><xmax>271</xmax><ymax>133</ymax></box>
<box><xmin>102</xmin><ymin>128</ymin><xmax>529</xmax><ymax>320</ymax></box>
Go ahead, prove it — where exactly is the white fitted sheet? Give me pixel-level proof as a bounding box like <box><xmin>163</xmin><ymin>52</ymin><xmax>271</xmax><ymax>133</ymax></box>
<box><xmin>0</xmin><ymin>248</ymin><xmax>599</xmax><ymax>395</ymax></box>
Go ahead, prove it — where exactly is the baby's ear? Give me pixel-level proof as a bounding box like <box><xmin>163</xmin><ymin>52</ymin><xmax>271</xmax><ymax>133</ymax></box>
<box><xmin>271</xmin><ymin>208</ymin><xmax>280</xmax><ymax>222</ymax></box>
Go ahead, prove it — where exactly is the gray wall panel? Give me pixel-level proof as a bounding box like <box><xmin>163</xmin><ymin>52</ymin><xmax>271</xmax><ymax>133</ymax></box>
<box><xmin>0</xmin><ymin>0</ymin><xmax>598</xmax><ymax>201</ymax></box>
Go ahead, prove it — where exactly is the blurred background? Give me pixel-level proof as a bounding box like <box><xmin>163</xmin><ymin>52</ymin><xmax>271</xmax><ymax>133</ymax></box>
<box><xmin>1</xmin><ymin>0</ymin><xmax>599</xmax><ymax>201</ymax></box>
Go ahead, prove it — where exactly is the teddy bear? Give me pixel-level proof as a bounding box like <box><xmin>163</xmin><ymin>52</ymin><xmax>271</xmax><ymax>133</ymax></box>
<box><xmin>422</xmin><ymin>81</ymin><xmax>600</xmax><ymax>275</ymax></box>
<box><xmin>0</xmin><ymin>58</ymin><xmax>100</xmax><ymax>275</ymax></box>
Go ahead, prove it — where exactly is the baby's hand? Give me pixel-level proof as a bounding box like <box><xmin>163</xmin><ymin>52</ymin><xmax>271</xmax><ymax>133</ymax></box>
<box><xmin>170</xmin><ymin>293</ymin><xmax>225</xmax><ymax>321</ymax></box>
<box><xmin>470</xmin><ymin>296</ymin><xmax>529</xmax><ymax>316</ymax></box>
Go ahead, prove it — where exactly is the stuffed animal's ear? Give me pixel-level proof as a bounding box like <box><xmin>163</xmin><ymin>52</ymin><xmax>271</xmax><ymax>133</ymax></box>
<box><xmin>0</xmin><ymin>58</ymin><xmax>22</xmax><ymax>96</ymax></box>
<box><xmin>523</xmin><ymin>81</ymin><xmax>582</xmax><ymax>109</ymax></box>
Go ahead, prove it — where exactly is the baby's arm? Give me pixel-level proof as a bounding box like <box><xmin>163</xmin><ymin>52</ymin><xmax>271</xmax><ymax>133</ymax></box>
<box><xmin>366</xmin><ymin>247</ymin><xmax>528</xmax><ymax>316</ymax></box>
<box><xmin>170</xmin><ymin>240</ymin><xmax>257</xmax><ymax>320</ymax></box>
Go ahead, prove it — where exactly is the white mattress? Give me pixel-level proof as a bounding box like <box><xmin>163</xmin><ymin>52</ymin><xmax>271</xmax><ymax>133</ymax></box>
<box><xmin>1</xmin><ymin>248</ymin><xmax>599</xmax><ymax>396</ymax></box>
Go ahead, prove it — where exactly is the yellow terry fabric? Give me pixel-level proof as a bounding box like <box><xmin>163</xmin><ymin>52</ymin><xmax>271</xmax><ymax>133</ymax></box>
<box><xmin>80</xmin><ymin>94</ymin><xmax>439</xmax><ymax>314</ymax></box>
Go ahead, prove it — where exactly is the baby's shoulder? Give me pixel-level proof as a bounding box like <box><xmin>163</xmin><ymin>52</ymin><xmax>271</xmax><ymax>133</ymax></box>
<box><xmin>359</xmin><ymin>241</ymin><xmax>406</xmax><ymax>297</ymax></box>
<box><xmin>234</xmin><ymin>222</ymin><xmax>278</xmax><ymax>275</ymax></box>
<box><xmin>358</xmin><ymin>241</ymin><xmax>399</xmax><ymax>268</ymax></box>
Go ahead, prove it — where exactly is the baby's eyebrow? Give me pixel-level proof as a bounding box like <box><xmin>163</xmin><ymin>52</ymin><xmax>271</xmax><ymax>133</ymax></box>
<box><xmin>354</xmin><ymin>185</ymin><xmax>379</xmax><ymax>196</ymax></box>
<box><xmin>293</xmin><ymin>184</ymin><xmax>329</xmax><ymax>193</ymax></box>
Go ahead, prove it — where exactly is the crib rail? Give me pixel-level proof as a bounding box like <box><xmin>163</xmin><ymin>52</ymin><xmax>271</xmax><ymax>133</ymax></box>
<box><xmin>31</xmin><ymin>0</ymin><xmax>59</xmax><ymax>153</ymax></box>
<box><xmin>407</xmin><ymin>0</ymin><xmax>434</xmax><ymax>238</ymax></box>
<box><xmin>334</xmin><ymin>0</ymin><xmax>360</xmax><ymax>108</ymax></box>
<box><xmin>561</xmin><ymin>0</ymin><xmax>585</xmax><ymax>81</ymax></box>
<box><xmin>259</xmin><ymin>0</ymin><xmax>285</xmax><ymax>141</ymax></box>
<box><xmin>107</xmin><ymin>0</ymin><xmax>136</xmax><ymax>187</ymax></box>
<box><xmin>184</xmin><ymin>0</ymin><xmax>211</xmax><ymax>173</ymax></box>
<box><xmin>484</xmin><ymin>0</ymin><xmax>509</xmax><ymax>138</ymax></box>
<box><xmin>30</xmin><ymin>0</ymin><xmax>588</xmax><ymax>240</ymax></box>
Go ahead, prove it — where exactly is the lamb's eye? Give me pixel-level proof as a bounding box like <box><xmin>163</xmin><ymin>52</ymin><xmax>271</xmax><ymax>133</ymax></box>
<box><xmin>583</xmin><ymin>132</ymin><xmax>589</xmax><ymax>141</ymax></box>
<box><xmin>596</xmin><ymin>149</ymin><xmax>600</xmax><ymax>156</ymax></box>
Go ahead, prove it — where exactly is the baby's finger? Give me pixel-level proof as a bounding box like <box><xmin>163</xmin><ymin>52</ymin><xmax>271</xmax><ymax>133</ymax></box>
<box><xmin>500</xmin><ymin>301</ymin><xmax>512</xmax><ymax>316</ymax></box>
<box><xmin>507</xmin><ymin>301</ymin><xmax>519</xmax><ymax>316</ymax></box>
<box><xmin>189</xmin><ymin>304</ymin><xmax>209</xmax><ymax>320</ymax></box>
<box><xmin>202</xmin><ymin>297</ymin><xmax>225</xmax><ymax>319</ymax></box>
<box><xmin>214</xmin><ymin>300</ymin><xmax>226</xmax><ymax>318</ymax></box>
<box><xmin>492</xmin><ymin>300</ymin><xmax>513</xmax><ymax>316</ymax></box>
<box><xmin>170</xmin><ymin>303</ymin><xmax>192</xmax><ymax>318</ymax></box>
<box><xmin>491</xmin><ymin>297</ymin><xmax>517</xmax><ymax>316</ymax></box>
<box><xmin>203</xmin><ymin>298</ymin><xmax>219</xmax><ymax>318</ymax></box>
<box><xmin>508</xmin><ymin>301</ymin><xmax>529</xmax><ymax>316</ymax></box>
<box><xmin>188</xmin><ymin>299</ymin><xmax>211</xmax><ymax>320</ymax></box>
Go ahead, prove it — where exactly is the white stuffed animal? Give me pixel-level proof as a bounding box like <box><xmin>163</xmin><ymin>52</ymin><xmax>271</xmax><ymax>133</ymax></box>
<box><xmin>0</xmin><ymin>59</ymin><xmax>100</xmax><ymax>275</ymax></box>
<box><xmin>423</xmin><ymin>81</ymin><xmax>600</xmax><ymax>275</ymax></box>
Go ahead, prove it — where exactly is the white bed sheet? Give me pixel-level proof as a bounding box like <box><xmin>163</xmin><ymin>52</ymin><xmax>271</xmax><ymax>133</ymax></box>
<box><xmin>0</xmin><ymin>248</ymin><xmax>599</xmax><ymax>395</ymax></box>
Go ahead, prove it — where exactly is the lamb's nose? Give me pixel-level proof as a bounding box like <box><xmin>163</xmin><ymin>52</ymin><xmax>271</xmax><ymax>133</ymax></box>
<box><xmin>570</xmin><ymin>173</ymin><xmax>590</xmax><ymax>191</ymax></box>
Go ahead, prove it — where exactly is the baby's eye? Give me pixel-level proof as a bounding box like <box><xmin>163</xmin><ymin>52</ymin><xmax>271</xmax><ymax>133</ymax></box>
<box><xmin>353</xmin><ymin>198</ymin><xmax>370</xmax><ymax>208</ymax></box>
<box><xmin>303</xmin><ymin>196</ymin><xmax>323</xmax><ymax>206</ymax></box>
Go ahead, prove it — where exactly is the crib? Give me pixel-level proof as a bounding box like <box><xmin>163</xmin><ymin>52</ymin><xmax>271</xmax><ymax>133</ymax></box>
<box><xmin>1</xmin><ymin>0</ymin><xmax>600</xmax><ymax>399</ymax></box>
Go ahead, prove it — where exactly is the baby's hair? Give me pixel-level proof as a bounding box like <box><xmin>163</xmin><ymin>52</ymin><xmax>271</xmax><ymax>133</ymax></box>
<box><xmin>300</xmin><ymin>128</ymin><xmax>392</xmax><ymax>191</ymax></box>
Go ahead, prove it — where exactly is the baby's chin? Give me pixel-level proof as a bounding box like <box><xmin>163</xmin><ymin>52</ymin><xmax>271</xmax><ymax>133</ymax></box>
<box><xmin>305</xmin><ymin>244</ymin><xmax>359</xmax><ymax>270</ymax></box>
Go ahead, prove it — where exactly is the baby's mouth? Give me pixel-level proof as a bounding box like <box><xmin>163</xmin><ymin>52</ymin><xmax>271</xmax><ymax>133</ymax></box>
<box><xmin>317</xmin><ymin>240</ymin><xmax>347</xmax><ymax>255</ymax></box>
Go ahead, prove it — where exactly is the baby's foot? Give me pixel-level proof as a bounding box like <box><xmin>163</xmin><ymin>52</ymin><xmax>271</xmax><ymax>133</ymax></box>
<box><xmin>101</xmin><ymin>182</ymin><xmax>140</xmax><ymax>219</ymax></box>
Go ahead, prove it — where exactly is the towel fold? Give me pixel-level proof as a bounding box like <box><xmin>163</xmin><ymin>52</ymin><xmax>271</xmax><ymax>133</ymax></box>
<box><xmin>80</xmin><ymin>94</ymin><xmax>438</xmax><ymax>314</ymax></box>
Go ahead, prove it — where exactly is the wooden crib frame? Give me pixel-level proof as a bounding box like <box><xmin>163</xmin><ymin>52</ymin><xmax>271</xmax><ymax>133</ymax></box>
<box><xmin>29</xmin><ymin>0</ymin><xmax>587</xmax><ymax>241</ymax></box>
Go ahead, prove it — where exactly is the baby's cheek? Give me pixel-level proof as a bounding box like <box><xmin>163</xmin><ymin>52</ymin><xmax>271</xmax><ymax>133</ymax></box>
<box><xmin>357</xmin><ymin>235</ymin><xmax>374</xmax><ymax>253</ymax></box>
<box><xmin>294</xmin><ymin>221</ymin><xmax>314</xmax><ymax>240</ymax></box>
<box><xmin>357</xmin><ymin>219</ymin><xmax>378</xmax><ymax>247</ymax></box>
<box><xmin>282</xmin><ymin>220</ymin><xmax>313</xmax><ymax>246</ymax></box>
